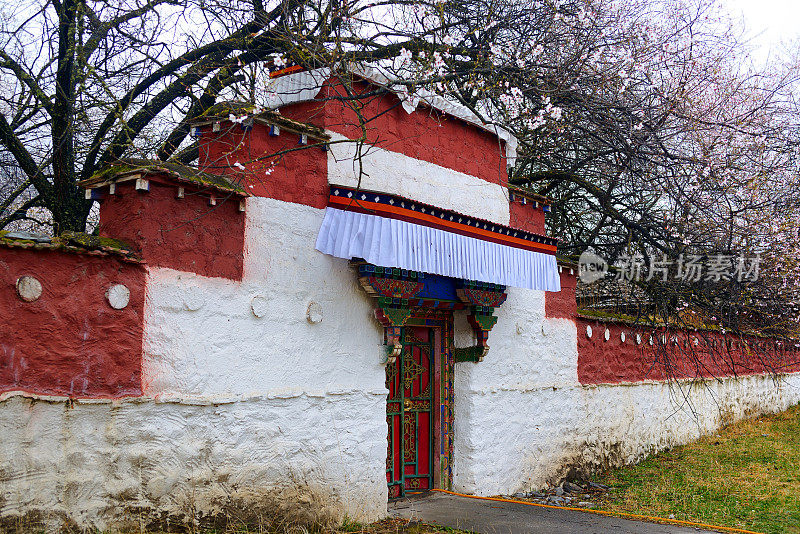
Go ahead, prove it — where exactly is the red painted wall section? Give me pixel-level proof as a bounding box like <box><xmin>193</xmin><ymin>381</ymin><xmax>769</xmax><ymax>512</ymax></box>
<box><xmin>197</xmin><ymin>78</ymin><xmax>510</xmax><ymax>210</ymax></box>
<box><xmin>577</xmin><ymin>318</ymin><xmax>800</xmax><ymax>385</ymax></box>
<box><xmin>198</xmin><ymin>120</ymin><xmax>329</xmax><ymax>209</ymax></box>
<box><xmin>0</xmin><ymin>248</ymin><xmax>145</xmax><ymax>398</ymax></box>
<box><xmin>545</xmin><ymin>266</ymin><xmax>577</xmax><ymax>319</ymax></box>
<box><xmin>98</xmin><ymin>181</ymin><xmax>245</xmax><ymax>280</ymax></box>
<box><xmin>509</xmin><ymin>196</ymin><xmax>546</xmax><ymax>234</ymax></box>
<box><xmin>280</xmin><ymin>78</ymin><xmax>509</xmax><ymax>185</ymax></box>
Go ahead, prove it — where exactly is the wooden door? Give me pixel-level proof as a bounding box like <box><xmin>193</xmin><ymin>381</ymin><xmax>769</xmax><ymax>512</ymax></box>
<box><xmin>386</xmin><ymin>326</ymin><xmax>434</xmax><ymax>498</ymax></box>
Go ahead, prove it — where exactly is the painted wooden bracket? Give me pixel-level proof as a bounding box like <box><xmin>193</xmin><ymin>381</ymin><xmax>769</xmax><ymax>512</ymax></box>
<box><xmin>354</xmin><ymin>262</ymin><xmax>508</xmax><ymax>363</ymax></box>
<box><xmin>453</xmin><ymin>346</ymin><xmax>486</xmax><ymax>363</ymax></box>
<box><xmin>464</xmin><ymin>312</ymin><xmax>498</xmax><ymax>361</ymax></box>
<box><xmin>455</xmin><ymin>281</ymin><xmax>505</xmax><ymax>361</ymax></box>
<box><xmin>374</xmin><ymin>307</ymin><xmax>413</xmax><ymax>363</ymax></box>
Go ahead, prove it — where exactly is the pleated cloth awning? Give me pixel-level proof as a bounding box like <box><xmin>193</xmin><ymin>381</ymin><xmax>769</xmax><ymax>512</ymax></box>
<box><xmin>315</xmin><ymin>186</ymin><xmax>561</xmax><ymax>291</ymax></box>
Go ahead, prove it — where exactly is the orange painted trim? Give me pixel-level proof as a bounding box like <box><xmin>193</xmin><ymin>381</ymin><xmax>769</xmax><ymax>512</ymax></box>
<box><xmin>429</xmin><ymin>489</ymin><xmax>762</xmax><ymax>534</ymax></box>
<box><xmin>269</xmin><ymin>65</ymin><xmax>304</xmax><ymax>78</ymax></box>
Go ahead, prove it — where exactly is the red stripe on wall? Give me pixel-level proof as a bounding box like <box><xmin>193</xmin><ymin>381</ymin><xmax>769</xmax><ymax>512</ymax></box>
<box><xmin>99</xmin><ymin>181</ymin><xmax>246</xmax><ymax>281</ymax></box>
<box><xmin>279</xmin><ymin>79</ymin><xmax>510</xmax><ymax>185</ymax></box>
<box><xmin>576</xmin><ymin>317</ymin><xmax>800</xmax><ymax>384</ymax></box>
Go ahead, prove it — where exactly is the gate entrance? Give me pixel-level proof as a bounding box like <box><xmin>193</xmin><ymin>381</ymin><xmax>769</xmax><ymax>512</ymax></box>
<box><xmin>386</xmin><ymin>326</ymin><xmax>434</xmax><ymax>498</ymax></box>
<box><xmin>354</xmin><ymin>261</ymin><xmax>506</xmax><ymax>499</ymax></box>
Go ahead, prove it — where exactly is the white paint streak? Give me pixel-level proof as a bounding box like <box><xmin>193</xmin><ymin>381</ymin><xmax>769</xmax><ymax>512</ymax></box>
<box><xmin>326</xmin><ymin>133</ymin><xmax>510</xmax><ymax>225</ymax></box>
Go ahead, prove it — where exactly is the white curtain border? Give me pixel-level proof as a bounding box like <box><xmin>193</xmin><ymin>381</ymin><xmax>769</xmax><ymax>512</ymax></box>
<box><xmin>315</xmin><ymin>207</ymin><xmax>561</xmax><ymax>291</ymax></box>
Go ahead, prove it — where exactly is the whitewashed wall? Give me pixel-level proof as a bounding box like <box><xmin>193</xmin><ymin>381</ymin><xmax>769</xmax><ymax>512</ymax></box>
<box><xmin>141</xmin><ymin>196</ymin><xmax>389</xmax><ymax>522</ymax></box>
<box><xmin>451</xmin><ymin>286</ymin><xmax>800</xmax><ymax>495</ymax></box>
<box><xmin>0</xmin><ymin>197</ymin><xmax>389</xmax><ymax>529</ymax></box>
<box><xmin>0</xmin><ymin>392</ymin><xmax>384</xmax><ymax>530</ymax></box>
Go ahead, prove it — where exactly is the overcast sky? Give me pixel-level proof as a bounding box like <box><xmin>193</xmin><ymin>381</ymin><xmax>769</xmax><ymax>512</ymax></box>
<box><xmin>722</xmin><ymin>0</ymin><xmax>799</xmax><ymax>63</ymax></box>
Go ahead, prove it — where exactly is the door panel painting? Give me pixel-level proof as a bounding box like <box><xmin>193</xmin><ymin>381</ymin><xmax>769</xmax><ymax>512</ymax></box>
<box><xmin>386</xmin><ymin>326</ymin><xmax>434</xmax><ymax>498</ymax></box>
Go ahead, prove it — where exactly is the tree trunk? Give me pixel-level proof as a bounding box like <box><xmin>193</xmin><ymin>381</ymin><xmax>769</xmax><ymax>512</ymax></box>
<box><xmin>51</xmin><ymin>0</ymin><xmax>80</xmax><ymax>234</ymax></box>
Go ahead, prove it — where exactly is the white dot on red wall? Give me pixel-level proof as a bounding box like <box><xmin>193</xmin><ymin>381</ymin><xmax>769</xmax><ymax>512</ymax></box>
<box><xmin>604</xmin><ymin>328</ymin><xmax>610</xmax><ymax>341</ymax></box>
<box><xmin>620</xmin><ymin>332</ymin><xmax>626</xmax><ymax>343</ymax></box>
<box><xmin>586</xmin><ymin>325</ymin><xmax>592</xmax><ymax>338</ymax></box>
<box><xmin>106</xmin><ymin>284</ymin><xmax>130</xmax><ymax>309</ymax></box>
<box><xmin>16</xmin><ymin>276</ymin><xmax>42</xmax><ymax>302</ymax></box>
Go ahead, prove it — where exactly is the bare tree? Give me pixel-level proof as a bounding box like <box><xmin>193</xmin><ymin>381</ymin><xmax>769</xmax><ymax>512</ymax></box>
<box><xmin>1</xmin><ymin>0</ymin><xmax>798</xmax><ymax>344</ymax></box>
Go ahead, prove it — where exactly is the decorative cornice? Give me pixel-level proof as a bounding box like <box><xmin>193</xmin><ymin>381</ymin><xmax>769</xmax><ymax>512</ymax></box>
<box><xmin>329</xmin><ymin>185</ymin><xmax>557</xmax><ymax>255</ymax></box>
<box><xmin>354</xmin><ymin>262</ymin><xmax>506</xmax><ymax>362</ymax></box>
<box><xmin>507</xmin><ymin>185</ymin><xmax>552</xmax><ymax>213</ymax></box>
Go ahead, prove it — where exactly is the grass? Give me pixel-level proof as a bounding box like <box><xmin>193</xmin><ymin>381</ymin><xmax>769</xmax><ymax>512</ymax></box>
<box><xmin>592</xmin><ymin>404</ymin><xmax>800</xmax><ymax>534</ymax></box>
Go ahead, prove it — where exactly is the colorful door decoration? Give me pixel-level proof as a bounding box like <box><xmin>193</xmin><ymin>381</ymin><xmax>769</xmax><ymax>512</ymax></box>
<box><xmin>386</xmin><ymin>326</ymin><xmax>434</xmax><ymax>498</ymax></box>
<box><xmin>354</xmin><ymin>262</ymin><xmax>507</xmax><ymax>497</ymax></box>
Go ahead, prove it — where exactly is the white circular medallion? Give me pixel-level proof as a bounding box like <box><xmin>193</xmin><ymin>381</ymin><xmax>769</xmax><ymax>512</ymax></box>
<box><xmin>16</xmin><ymin>276</ymin><xmax>42</xmax><ymax>302</ymax></box>
<box><xmin>306</xmin><ymin>301</ymin><xmax>323</xmax><ymax>324</ymax></box>
<box><xmin>251</xmin><ymin>295</ymin><xmax>269</xmax><ymax>318</ymax></box>
<box><xmin>106</xmin><ymin>284</ymin><xmax>130</xmax><ymax>309</ymax></box>
<box><xmin>586</xmin><ymin>325</ymin><xmax>592</xmax><ymax>338</ymax></box>
<box><xmin>183</xmin><ymin>286</ymin><xmax>205</xmax><ymax>311</ymax></box>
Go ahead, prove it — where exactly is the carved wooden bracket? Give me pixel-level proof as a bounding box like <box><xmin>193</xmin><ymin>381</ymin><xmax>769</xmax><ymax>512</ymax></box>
<box><xmin>463</xmin><ymin>312</ymin><xmax>499</xmax><ymax>361</ymax></box>
<box><xmin>455</xmin><ymin>281</ymin><xmax>505</xmax><ymax>361</ymax></box>
<box><xmin>354</xmin><ymin>262</ymin><xmax>508</xmax><ymax>362</ymax></box>
<box><xmin>374</xmin><ymin>307</ymin><xmax>413</xmax><ymax>363</ymax></box>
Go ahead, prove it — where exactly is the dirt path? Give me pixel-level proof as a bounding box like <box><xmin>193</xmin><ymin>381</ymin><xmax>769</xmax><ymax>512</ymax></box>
<box><xmin>389</xmin><ymin>492</ymin><xmax>718</xmax><ymax>534</ymax></box>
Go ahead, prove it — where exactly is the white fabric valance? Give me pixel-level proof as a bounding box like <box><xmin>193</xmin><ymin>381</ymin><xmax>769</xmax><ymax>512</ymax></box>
<box><xmin>315</xmin><ymin>207</ymin><xmax>561</xmax><ymax>291</ymax></box>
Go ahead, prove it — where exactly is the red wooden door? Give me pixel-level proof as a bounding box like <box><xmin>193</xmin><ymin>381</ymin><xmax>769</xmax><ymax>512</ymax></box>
<box><xmin>386</xmin><ymin>326</ymin><xmax>434</xmax><ymax>498</ymax></box>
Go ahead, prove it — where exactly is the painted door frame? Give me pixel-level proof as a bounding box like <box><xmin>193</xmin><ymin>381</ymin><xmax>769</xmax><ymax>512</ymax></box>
<box><xmin>351</xmin><ymin>261</ymin><xmax>507</xmax><ymax>497</ymax></box>
<box><xmin>387</xmin><ymin>313</ymin><xmax>454</xmax><ymax>496</ymax></box>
